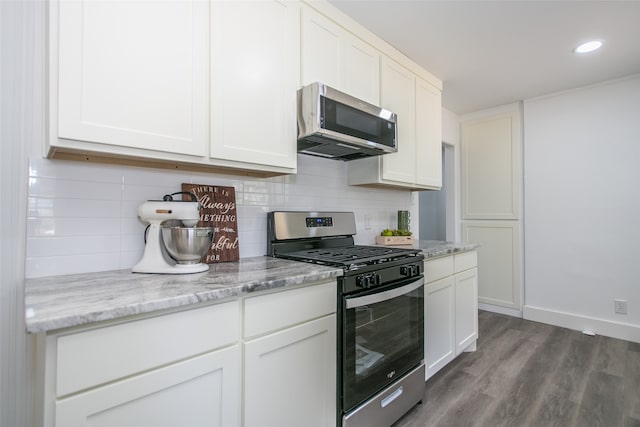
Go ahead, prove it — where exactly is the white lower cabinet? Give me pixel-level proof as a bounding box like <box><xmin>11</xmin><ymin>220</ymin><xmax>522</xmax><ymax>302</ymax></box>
<box><xmin>244</xmin><ymin>315</ymin><xmax>336</xmax><ymax>427</ymax></box>
<box><xmin>243</xmin><ymin>280</ymin><xmax>337</xmax><ymax>427</ymax></box>
<box><xmin>37</xmin><ymin>281</ymin><xmax>337</xmax><ymax>427</ymax></box>
<box><xmin>56</xmin><ymin>346</ymin><xmax>241</xmax><ymax>427</ymax></box>
<box><xmin>455</xmin><ymin>268</ymin><xmax>479</xmax><ymax>354</ymax></box>
<box><xmin>424</xmin><ymin>250</ymin><xmax>478</xmax><ymax>380</ymax></box>
<box><xmin>424</xmin><ymin>276</ymin><xmax>455</xmax><ymax>379</ymax></box>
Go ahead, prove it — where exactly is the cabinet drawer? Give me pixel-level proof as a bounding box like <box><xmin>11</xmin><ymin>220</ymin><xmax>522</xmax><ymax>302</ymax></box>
<box><xmin>244</xmin><ymin>281</ymin><xmax>336</xmax><ymax>338</ymax></box>
<box><xmin>57</xmin><ymin>301</ymin><xmax>240</xmax><ymax>397</ymax></box>
<box><xmin>424</xmin><ymin>256</ymin><xmax>454</xmax><ymax>283</ymax></box>
<box><xmin>454</xmin><ymin>250</ymin><xmax>478</xmax><ymax>273</ymax></box>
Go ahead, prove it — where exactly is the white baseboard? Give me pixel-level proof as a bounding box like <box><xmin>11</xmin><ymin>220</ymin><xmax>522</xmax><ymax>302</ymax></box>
<box><xmin>478</xmin><ymin>302</ymin><xmax>522</xmax><ymax>318</ymax></box>
<box><xmin>523</xmin><ymin>305</ymin><xmax>640</xmax><ymax>344</ymax></box>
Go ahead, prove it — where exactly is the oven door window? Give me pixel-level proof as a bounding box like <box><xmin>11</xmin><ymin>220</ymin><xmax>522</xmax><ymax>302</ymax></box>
<box><xmin>342</xmin><ymin>277</ymin><xmax>424</xmax><ymax>412</ymax></box>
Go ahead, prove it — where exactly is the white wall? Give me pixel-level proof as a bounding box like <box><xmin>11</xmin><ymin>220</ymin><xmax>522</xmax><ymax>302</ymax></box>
<box><xmin>1</xmin><ymin>1</ymin><xmax>37</xmax><ymax>426</ymax></box>
<box><xmin>442</xmin><ymin>107</ymin><xmax>460</xmax><ymax>145</ymax></box>
<box><xmin>523</xmin><ymin>74</ymin><xmax>640</xmax><ymax>342</ymax></box>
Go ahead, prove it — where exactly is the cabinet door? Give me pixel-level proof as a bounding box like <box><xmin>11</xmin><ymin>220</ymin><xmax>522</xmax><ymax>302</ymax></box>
<box><xmin>415</xmin><ymin>77</ymin><xmax>442</xmax><ymax>189</ymax></box>
<box><xmin>300</xmin><ymin>6</ymin><xmax>342</xmax><ymax>88</ymax></box>
<box><xmin>461</xmin><ymin>112</ymin><xmax>521</xmax><ymax>219</ymax></box>
<box><xmin>380</xmin><ymin>57</ymin><xmax>416</xmax><ymax>184</ymax></box>
<box><xmin>424</xmin><ymin>276</ymin><xmax>455</xmax><ymax>380</ymax></box>
<box><xmin>462</xmin><ymin>221</ymin><xmax>521</xmax><ymax>310</ymax></box>
<box><xmin>244</xmin><ymin>315</ymin><xmax>336</xmax><ymax>427</ymax></box>
<box><xmin>343</xmin><ymin>34</ymin><xmax>380</xmax><ymax>105</ymax></box>
<box><xmin>211</xmin><ymin>1</ymin><xmax>298</xmax><ymax>169</ymax></box>
<box><xmin>56</xmin><ymin>346</ymin><xmax>241</xmax><ymax>427</ymax></box>
<box><xmin>455</xmin><ymin>268</ymin><xmax>479</xmax><ymax>354</ymax></box>
<box><xmin>55</xmin><ymin>0</ymin><xmax>208</xmax><ymax>156</ymax></box>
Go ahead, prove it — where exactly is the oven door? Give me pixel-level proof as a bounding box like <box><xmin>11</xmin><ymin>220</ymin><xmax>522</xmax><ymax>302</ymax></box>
<box><xmin>341</xmin><ymin>276</ymin><xmax>424</xmax><ymax>413</ymax></box>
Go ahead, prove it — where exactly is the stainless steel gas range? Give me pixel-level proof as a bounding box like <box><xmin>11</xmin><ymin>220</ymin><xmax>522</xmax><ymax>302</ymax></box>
<box><xmin>268</xmin><ymin>211</ymin><xmax>425</xmax><ymax>427</ymax></box>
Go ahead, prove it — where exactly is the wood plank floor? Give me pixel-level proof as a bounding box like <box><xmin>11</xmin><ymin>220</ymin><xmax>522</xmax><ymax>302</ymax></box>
<box><xmin>393</xmin><ymin>311</ymin><xmax>640</xmax><ymax>427</ymax></box>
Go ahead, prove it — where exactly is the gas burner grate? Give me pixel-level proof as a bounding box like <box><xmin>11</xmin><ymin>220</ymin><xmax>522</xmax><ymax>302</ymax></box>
<box><xmin>281</xmin><ymin>245</ymin><xmax>420</xmax><ymax>267</ymax></box>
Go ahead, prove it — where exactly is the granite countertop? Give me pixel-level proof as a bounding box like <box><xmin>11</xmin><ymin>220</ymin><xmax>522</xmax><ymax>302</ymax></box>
<box><xmin>25</xmin><ymin>241</ymin><xmax>476</xmax><ymax>334</ymax></box>
<box><xmin>412</xmin><ymin>240</ymin><xmax>479</xmax><ymax>258</ymax></box>
<box><xmin>25</xmin><ymin>256</ymin><xmax>343</xmax><ymax>334</ymax></box>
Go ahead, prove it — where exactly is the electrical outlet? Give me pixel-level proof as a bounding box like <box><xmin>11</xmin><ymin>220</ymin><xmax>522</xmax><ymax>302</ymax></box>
<box><xmin>614</xmin><ymin>299</ymin><xmax>628</xmax><ymax>315</ymax></box>
<box><xmin>364</xmin><ymin>214</ymin><xmax>371</xmax><ymax>230</ymax></box>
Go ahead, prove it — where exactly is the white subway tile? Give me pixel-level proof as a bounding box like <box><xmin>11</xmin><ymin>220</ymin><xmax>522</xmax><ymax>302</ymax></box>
<box><xmin>27</xmin><ymin>218</ymin><xmax>121</xmax><ymax>237</ymax></box>
<box><xmin>28</xmin><ymin>177</ymin><xmax>122</xmax><ymax>200</ymax></box>
<box><xmin>29</xmin><ymin>158</ymin><xmax>123</xmax><ymax>183</ymax></box>
<box><xmin>26</xmin><ymin>253</ymin><xmax>121</xmax><ymax>278</ymax></box>
<box><xmin>28</xmin><ymin>197</ymin><xmax>121</xmax><ymax>218</ymax></box>
<box><xmin>120</xmin><ymin>250</ymin><xmax>142</xmax><ymax>270</ymax></box>
<box><xmin>121</xmin><ymin>165</ymin><xmax>190</xmax><ymax>188</ymax></box>
<box><xmin>26</xmin><ymin>235</ymin><xmax>121</xmax><ymax>257</ymax></box>
<box><xmin>121</xmin><ymin>233</ymin><xmax>145</xmax><ymax>264</ymax></box>
<box><xmin>25</xmin><ymin>154</ymin><xmax>415</xmax><ymax>277</ymax></box>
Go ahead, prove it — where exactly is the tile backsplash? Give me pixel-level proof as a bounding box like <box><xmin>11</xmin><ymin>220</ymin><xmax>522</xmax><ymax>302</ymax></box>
<box><xmin>26</xmin><ymin>155</ymin><xmax>417</xmax><ymax>278</ymax></box>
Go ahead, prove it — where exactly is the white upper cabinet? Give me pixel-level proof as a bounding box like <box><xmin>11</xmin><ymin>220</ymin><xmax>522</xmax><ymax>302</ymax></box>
<box><xmin>301</xmin><ymin>6</ymin><xmax>342</xmax><ymax>89</ymax></box>
<box><xmin>348</xmin><ymin>57</ymin><xmax>442</xmax><ymax>190</ymax></box>
<box><xmin>300</xmin><ymin>1</ymin><xmax>442</xmax><ymax>190</ymax></box>
<box><xmin>416</xmin><ymin>78</ymin><xmax>443</xmax><ymax>188</ymax></box>
<box><xmin>342</xmin><ymin>35</ymin><xmax>380</xmax><ymax>105</ymax></box>
<box><xmin>49</xmin><ymin>0</ymin><xmax>440</xmax><ymax>180</ymax></box>
<box><xmin>379</xmin><ymin>58</ymin><xmax>417</xmax><ymax>184</ymax></box>
<box><xmin>54</xmin><ymin>0</ymin><xmax>209</xmax><ymax>156</ymax></box>
<box><xmin>49</xmin><ymin>0</ymin><xmax>297</xmax><ymax>176</ymax></box>
<box><xmin>211</xmin><ymin>1</ymin><xmax>298</xmax><ymax>170</ymax></box>
<box><xmin>301</xmin><ymin>5</ymin><xmax>380</xmax><ymax>105</ymax></box>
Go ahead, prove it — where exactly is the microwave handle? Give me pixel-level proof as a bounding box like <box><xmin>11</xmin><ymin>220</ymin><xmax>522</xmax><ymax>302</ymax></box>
<box><xmin>346</xmin><ymin>277</ymin><xmax>424</xmax><ymax>309</ymax></box>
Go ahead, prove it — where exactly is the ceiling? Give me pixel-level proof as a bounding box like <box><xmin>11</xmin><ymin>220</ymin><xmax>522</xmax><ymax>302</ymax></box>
<box><xmin>327</xmin><ymin>0</ymin><xmax>640</xmax><ymax>115</ymax></box>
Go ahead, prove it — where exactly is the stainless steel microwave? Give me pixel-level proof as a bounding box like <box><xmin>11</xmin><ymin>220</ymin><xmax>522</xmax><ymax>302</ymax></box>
<box><xmin>297</xmin><ymin>82</ymin><xmax>398</xmax><ymax>161</ymax></box>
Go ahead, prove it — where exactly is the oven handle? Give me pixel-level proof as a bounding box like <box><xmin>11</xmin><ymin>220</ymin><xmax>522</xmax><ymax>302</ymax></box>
<box><xmin>346</xmin><ymin>277</ymin><xmax>424</xmax><ymax>309</ymax></box>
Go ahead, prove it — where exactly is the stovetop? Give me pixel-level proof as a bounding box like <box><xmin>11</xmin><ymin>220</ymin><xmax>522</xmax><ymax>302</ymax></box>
<box><xmin>267</xmin><ymin>211</ymin><xmax>422</xmax><ymax>274</ymax></box>
<box><xmin>276</xmin><ymin>245</ymin><xmax>421</xmax><ymax>268</ymax></box>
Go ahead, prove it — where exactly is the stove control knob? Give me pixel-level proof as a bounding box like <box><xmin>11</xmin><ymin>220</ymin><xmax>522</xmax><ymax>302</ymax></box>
<box><xmin>356</xmin><ymin>275</ymin><xmax>367</xmax><ymax>288</ymax></box>
<box><xmin>401</xmin><ymin>264</ymin><xmax>419</xmax><ymax>278</ymax></box>
<box><xmin>410</xmin><ymin>264</ymin><xmax>419</xmax><ymax>276</ymax></box>
<box><xmin>367</xmin><ymin>273</ymin><xmax>380</xmax><ymax>287</ymax></box>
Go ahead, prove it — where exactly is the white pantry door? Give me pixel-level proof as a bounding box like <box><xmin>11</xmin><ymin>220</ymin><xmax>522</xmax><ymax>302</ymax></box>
<box><xmin>55</xmin><ymin>0</ymin><xmax>209</xmax><ymax>156</ymax></box>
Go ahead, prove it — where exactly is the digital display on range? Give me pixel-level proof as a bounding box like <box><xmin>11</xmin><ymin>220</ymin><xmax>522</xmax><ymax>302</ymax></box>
<box><xmin>306</xmin><ymin>217</ymin><xmax>333</xmax><ymax>227</ymax></box>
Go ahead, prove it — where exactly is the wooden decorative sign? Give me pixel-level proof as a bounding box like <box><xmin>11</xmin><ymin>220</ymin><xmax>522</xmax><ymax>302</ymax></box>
<box><xmin>181</xmin><ymin>183</ymin><xmax>239</xmax><ymax>263</ymax></box>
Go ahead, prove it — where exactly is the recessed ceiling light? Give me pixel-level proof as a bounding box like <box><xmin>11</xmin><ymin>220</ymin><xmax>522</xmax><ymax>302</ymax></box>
<box><xmin>573</xmin><ymin>40</ymin><xmax>603</xmax><ymax>54</ymax></box>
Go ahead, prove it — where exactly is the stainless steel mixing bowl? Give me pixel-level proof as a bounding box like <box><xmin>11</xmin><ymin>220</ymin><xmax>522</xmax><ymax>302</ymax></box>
<box><xmin>161</xmin><ymin>226</ymin><xmax>214</xmax><ymax>264</ymax></box>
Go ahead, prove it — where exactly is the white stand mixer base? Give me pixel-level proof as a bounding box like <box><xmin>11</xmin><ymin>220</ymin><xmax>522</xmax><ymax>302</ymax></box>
<box><xmin>132</xmin><ymin>262</ymin><xmax>209</xmax><ymax>274</ymax></box>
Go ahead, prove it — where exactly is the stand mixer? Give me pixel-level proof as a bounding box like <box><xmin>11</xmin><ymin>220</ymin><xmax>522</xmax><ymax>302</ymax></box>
<box><xmin>132</xmin><ymin>192</ymin><xmax>214</xmax><ymax>274</ymax></box>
